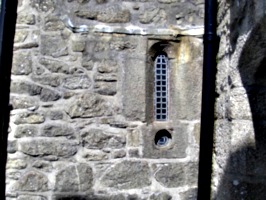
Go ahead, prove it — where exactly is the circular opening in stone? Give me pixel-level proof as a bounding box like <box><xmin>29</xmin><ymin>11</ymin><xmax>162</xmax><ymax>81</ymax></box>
<box><xmin>154</xmin><ymin>129</ymin><xmax>172</xmax><ymax>147</ymax></box>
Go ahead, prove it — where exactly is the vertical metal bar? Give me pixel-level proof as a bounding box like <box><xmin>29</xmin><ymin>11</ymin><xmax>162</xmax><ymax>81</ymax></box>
<box><xmin>197</xmin><ymin>0</ymin><xmax>218</xmax><ymax>199</ymax></box>
<box><xmin>0</xmin><ymin>0</ymin><xmax>17</xmax><ymax>199</ymax></box>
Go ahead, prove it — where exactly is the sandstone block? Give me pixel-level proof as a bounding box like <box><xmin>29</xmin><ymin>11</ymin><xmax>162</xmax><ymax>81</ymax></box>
<box><xmin>100</xmin><ymin>161</ymin><xmax>151</xmax><ymax>189</ymax></box>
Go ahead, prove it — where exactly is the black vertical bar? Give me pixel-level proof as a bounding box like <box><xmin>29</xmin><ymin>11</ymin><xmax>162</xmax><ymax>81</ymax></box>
<box><xmin>0</xmin><ymin>0</ymin><xmax>17</xmax><ymax>199</ymax></box>
<box><xmin>197</xmin><ymin>0</ymin><xmax>218</xmax><ymax>199</ymax></box>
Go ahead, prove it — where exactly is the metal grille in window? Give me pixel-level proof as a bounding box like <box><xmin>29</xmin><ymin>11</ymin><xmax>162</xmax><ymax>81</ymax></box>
<box><xmin>154</xmin><ymin>54</ymin><xmax>168</xmax><ymax>121</ymax></box>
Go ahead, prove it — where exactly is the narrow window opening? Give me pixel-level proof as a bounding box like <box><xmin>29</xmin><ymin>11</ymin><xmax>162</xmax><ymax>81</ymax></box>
<box><xmin>154</xmin><ymin>53</ymin><xmax>169</xmax><ymax>121</ymax></box>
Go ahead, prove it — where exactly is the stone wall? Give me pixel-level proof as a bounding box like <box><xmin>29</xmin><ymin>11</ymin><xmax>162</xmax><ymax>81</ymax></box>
<box><xmin>6</xmin><ymin>0</ymin><xmax>204</xmax><ymax>199</ymax></box>
<box><xmin>213</xmin><ymin>0</ymin><xmax>266</xmax><ymax>199</ymax></box>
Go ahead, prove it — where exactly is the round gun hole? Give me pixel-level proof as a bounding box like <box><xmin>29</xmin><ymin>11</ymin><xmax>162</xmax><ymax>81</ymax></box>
<box><xmin>154</xmin><ymin>129</ymin><xmax>172</xmax><ymax>147</ymax></box>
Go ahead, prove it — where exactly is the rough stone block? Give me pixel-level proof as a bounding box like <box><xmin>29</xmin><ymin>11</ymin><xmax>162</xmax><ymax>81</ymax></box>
<box><xmin>15</xmin><ymin>171</ymin><xmax>49</xmax><ymax>191</ymax></box>
<box><xmin>44</xmin><ymin>16</ymin><xmax>65</xmax><ymax>31</ymax></box>
<box><xmin>153</xmin><ymin>162</ymin><xmax>198</xmax><ymax>188</ymax></box>
<box><xmin>139</xmin><ymin>7</ymin><xmax>166</xmax><ymax>24</ymax></box>
<box><xmin>40</xmin><ymin>34</ymin><xmax>68</xmax><ymax>57</ymax></box>
<box><xmin>14</xmin><ymin>125</ymin><xmax>38</xmax><ymax>138</ymax></box>
<box><xmin>17</xmin><ymin>14</ymin><xmax>36</xmax><ymax>25</ymax></box>
<box><xmin>30</xmin><ymin>0</ymin><xmax>55</xmax><ymax>12</ymax></box>
<box><xmin>149</xmin><ymin>192</ymin><xmax>172</xmax><ymax>200</ymax></box>
<box><xmin>10</xmin><ymin>96</ymin><xmax>39</xmax><ymax>110</ymax></box>
<box><xmin>12</xmin><ymin>52</ymin><xmax>32</xmax><ymax>75</ymax></box>
<box><xmin>229</xmin><ymin>88</ymin><xmax>252</xmax><ymax>120</ymax></box>
<box><xmin>81</xmin><ymin>128</ymin><xmax>126</xmax><ymax>149</ymax></box>
<box><xmin>7</xmin><ymin>140</ymin><xmax>17</xmax><ymax>154</ymax></box>
<box><xmin>71</xmin><ymin>36</ymin><xmax>86</xmax><ymax>52</ymax></box>
<box><xmin>94</xmin><ymin>81</ymin><xmax>117</xmax><ymax>95</ymax></box>
<box><xmin>10</xmin><ymin>81</ymin><xmax>42</xmax><ymax>96</ymax></box>
<box><xmin>18</xmin><ymin>195</ymin><xmax>47</xmax><ymax>200</ymax></box>
<box><xmin>179</xmin><ymin>188</ymin><xmax>197</xmax><ymax>200</ymax></box>
<box><xmin>52</xmin><ymin>194</ymin><xmax>125</xmax><ymax>200</ymax></box>
<box><xmin>6</xmin><ymin>159</ymin><xmax>27</xmax><ymax>170</ymax></box>
<box><xmin>55</xmin><ymin>164</ymin><xmax>93</xmax><ymax>192</ymax></box>
<box><xmin>41</xmin><ymin>123</ymin><xmax>75</xmax><ymax>138</ymax></box>
<box><xmin>40</xmin><ymin>87</ymin><xmax>61</xmax><ymax>102</ymax></box>
<box><xmin>18</xmin><ymin>139</ymin><xmax>78</xmax><ymax>157</ymax></box>
<box><xmin>14</xmin><ymin>30</ymin><xmax>28</xmax><ymax>43</ymax></box>
<box><xmin>142</xmin><ymin>122</ymin><xmax>188</xmax><ymax>158</ymax></box>
<box><xmin>63</xmin><ymin>75</ymin><xmax>92</xmax><ymax>90</ymax></box>
<box><xmin>39</xmin><ymin>57</ymin><xmax>70</xmax><ymax>74</ymax></box>
<box><xmin>65</xmin><ymin>93</ymin><xmax>113</xmax><ymax>118</ymax></box>
<box><xmin>100</xmin><ymin>161</ymin><xmax>151</xmax><ymax>189</ymax></box>
<box><xmin>14</xmin><ymin>113</ymin><xmax>45</xmax><ymax>125</ymax></box>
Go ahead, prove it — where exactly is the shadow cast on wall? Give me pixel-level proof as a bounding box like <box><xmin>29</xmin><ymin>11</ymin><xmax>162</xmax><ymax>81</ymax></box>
<box><xmin>215</xmin><ymin>11</ymin><xmax>266</xmax><ymax>200</ymax></box>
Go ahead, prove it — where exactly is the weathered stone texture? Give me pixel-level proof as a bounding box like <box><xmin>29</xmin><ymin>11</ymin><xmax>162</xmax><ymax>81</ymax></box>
<box><xmin>8</xmin><ymin>0</ymin><xmax>204</xmax><ymax>198</ymax></box>
<box><xmin>39</xmin><ymin>57</ymin><xmax>70</xmax><ymax>74</ymax></box>
<box><xmin>100</xmin><ymin>161</ymin><xmax>151</xmax><ymax>189</ymax></box>
<box><xmin>12</xmin><ymin>52</ymin><xmax>32</xmax><ymax>75</ymax></box>
<box><xmin>65</xmin><ymin>93</ymin><xmax>113</xmax><ymax>118</ymax></box>
<box><xmin>30</xmin><ymin>0</ymin><xmax>55</xmax><ymax>12</ymax></box>
<box><xmin>153</xmin><ymin>162</ymin><xmax>198</xmax><ymax>188</ymax></box>
<box><xmin>18</xmin><ymin>139</ymin><xmax>78</xmax><ymax>157</ymax></box>
<box><xmin>81</xmin><ymin>128</ymin><xmax>126</xmax><ymax>149</ymax></box>
<box><xmin>14</xmin><ymin>113</ymin><xmax>45</xmax><ymax>125</ymax></box>
<box><xmin>18</xmin><ymin>195</ymin><xmax>47</xmax><ymax>200</ymax></box>
<box><xmin>41</xmin><ymin>123</ymin><xmax>75</xmax><ymax>138</ymax></box>
<box><xmin>15</xmin><ymin>171</ymin><xmax>49</xmax><ymax>191</ymax></box>
<box><xmin>63</xmin><ymin>75</ymin><xmax>92</xmax><ymax>90</ymax></box>
<box><xmin>40</xmin><ymin>35</ymin><xmax>68</xmax><ymax>57</ymax></box>
<box><xmin>55</xmin><ymin>164</ymin><xmax>93</xmax><ymax>192</ymax></box>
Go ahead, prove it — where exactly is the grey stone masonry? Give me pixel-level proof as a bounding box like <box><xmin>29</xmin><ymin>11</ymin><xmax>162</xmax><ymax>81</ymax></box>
<box><xmin>7</xmin><ymin>0</ymin><xmax>204</xmax><ymax>199</ymax></box>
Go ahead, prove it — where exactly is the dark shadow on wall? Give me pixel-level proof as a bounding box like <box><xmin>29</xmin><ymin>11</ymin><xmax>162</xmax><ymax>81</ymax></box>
<box><xmin>215</xmin><ymin>10</ymin><xmax>266</xmax><ymax>200</ymax></box>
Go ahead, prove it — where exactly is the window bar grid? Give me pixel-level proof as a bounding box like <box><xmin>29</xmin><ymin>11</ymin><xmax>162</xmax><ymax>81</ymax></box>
<box><xmin>154</xmin><ymin>54</ymin><xmax>168</xmax><ymax>121</ymax></box>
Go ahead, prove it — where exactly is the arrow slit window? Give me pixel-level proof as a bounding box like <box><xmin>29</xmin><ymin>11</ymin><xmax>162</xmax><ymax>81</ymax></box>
<box><xmin>154</xmin><ymin>53</ymin><xmax>169</xmax><ymax>121</ymax></box>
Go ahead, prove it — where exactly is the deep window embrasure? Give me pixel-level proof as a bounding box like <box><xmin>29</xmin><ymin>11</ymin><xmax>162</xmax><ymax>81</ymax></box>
<box><xmin>154</xmin><ymin>53</ymin><xmax>168</xmax><ymax>121</ymax></box>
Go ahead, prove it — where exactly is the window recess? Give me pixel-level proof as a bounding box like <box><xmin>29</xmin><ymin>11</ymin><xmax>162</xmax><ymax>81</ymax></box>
<box><xmin>154</xmin><ymin>53</ymin><xmax>169</xmax><ymax>121</ymax></box>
